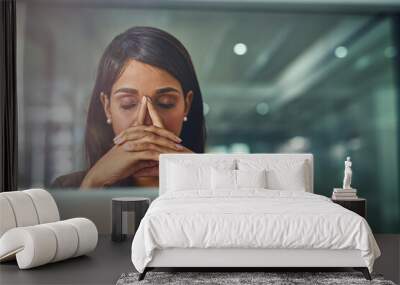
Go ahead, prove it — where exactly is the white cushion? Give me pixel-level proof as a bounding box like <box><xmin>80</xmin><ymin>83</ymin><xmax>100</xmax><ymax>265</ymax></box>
<box><xmin>0</xmin><ymin>189</ymin><xmax>60</xmax><ymax>236</ymax></box>
<box><xmin>24</xmin><ymin>189</ymin><xmax>60</xmax><ymax>223</ymax></box>
<box><xmin>0</xmin><ymin>189</ymin><xmax>98</xmax><ymax>269</ymax></box>
<box><xmin>1</xmin><ymin>191</ymin><xmax>39</xmax><ymax>227</ymax></box>
<box><xmin>236</xmin><ymin>169</ymin><xmax>267</xmax><ymax>188</ymax></box>
<box><xmin>211</xmin><ymin>168</ymin><xmax>267</xmax><ymax>190</ymax></box>
<box><xmin>167</xmin><ymin>159</ymin><xmax>235</xmax><ymax>191</ymax></box>
<box><xmin>0</xmin><ymin>196</ymin><xmax>17</xmax><ymax>237</ymax></box>
<box><xmin>0</xmin><ymin>218</ymin><xmax>97</xmax><ymax>269</ymax></box>
<box><xmin>168</xmin><ymin>163</ymin><xmax>210</xmax><ymax>191</ymax></box>
<box><xmin>0</xmin><ymin>226</ymin><xmax>57</xmax><ymax>269</ymax></box>
<box><xmin>238</xmin><ymin>158</ymin><xmax>307</xmax><ymax>191</ymax></box>
<box><xmin>63</xmin><ymin>218</ymin><xmax>98</xmax><ymax>257</ymax></box>
<box><xmin>211</xmin><ymin>168</ymin><xmax>236</xmax><ymax>190</ymax></box>
<box><xmin>42</xmin><ymin>221</ymin><xmax>79</xmax><ymax>262</ymax></box>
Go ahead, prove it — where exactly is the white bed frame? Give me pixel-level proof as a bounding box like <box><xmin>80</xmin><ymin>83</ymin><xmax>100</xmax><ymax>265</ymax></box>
<box><xmin>140</xmin><ymin>154</ymin><xmax>370</xmax><ymax>280</ymax></box>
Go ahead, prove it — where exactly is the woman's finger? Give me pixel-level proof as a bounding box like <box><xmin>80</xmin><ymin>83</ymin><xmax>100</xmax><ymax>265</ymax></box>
<box><xmin>122</xmin><ymin>139</ymin><xmax>184</xmax><ymax>152</ymax></box>
<box><xmin>114</xmin><ymin>129</ymin><xmax>147</xmax><ymax>145</ymax></box>
<box><xmin>136</xmin><ymin>134</ymin><xmax>184</xmax><ymax>151</ymax></box>
<box><xmin>133</xmin><ymin>160</ymin><xmax>159</xmax><ymax>170</ymax></box>
<box><xmin>132</xmin><ymin>96</ymin><xmax>147</xmax><ymax>127</ymax></box>
<box><xmin>134</xmin><ymin>165</ymin><xmax>159</xmax><ymax>177</ymax></box>
<box><xmin>177</xmin><ymin>145</ymin><xmax>194</xmax><ymax>153</ymax></box>
<box><xmin>114</xmin><ymin>125</ymin><xmax>181</xmax><ymax>144</ymax></box>
<box><xmin>146</xmin><ymin>96</ymin><xmax>164</xmax><ymax>128</ymax></box>
<box><xmin>132</xmin><ymin>150</ymin><xmax>161</xmax><ymax>161</ymax></box>
<box><xmin>131</xmin><ymin>160</ymin><xmax>158</xmax><ymax>174</ymax></box>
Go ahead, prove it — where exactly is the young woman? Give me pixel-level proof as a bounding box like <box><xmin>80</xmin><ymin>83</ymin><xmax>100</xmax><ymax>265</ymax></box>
<box><xmin>51</xmin><ymin>26</ymin><xmax>207</xmax><ymax>190</ymax></box>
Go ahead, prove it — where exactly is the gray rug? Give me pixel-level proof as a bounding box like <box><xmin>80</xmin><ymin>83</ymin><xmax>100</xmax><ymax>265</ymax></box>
<box><xmin>116</xmin><ymin>271</ymin><xmax>396</xmax><ymax>285</ymax></box>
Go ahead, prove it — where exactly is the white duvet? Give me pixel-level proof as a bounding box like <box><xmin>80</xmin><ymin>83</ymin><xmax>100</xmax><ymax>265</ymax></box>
<box><xmin>131</xmin><ymin>190</ymin><xmax>380</xmax><ymax>273</ymax></box>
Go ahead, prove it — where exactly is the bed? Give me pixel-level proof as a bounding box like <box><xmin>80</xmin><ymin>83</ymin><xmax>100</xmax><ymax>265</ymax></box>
<box><xmin>131</xmin><ymin>153</ymin><xmax>380</xmax><ymax>281</ymax></box>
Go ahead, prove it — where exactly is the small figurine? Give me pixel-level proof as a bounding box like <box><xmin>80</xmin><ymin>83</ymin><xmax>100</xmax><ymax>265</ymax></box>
<box><xmin>342</xmin><ymin>156</ymin><xmax>352</xmax><ymax>189</ymax></box>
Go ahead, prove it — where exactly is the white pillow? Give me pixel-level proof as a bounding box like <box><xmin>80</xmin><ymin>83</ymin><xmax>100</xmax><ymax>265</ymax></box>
<box><xmin>167</xmin><ymin>162</ymin><xmax>208</xmax><ymax>191</ymax></box>
<box><xmin>167</xmin><ymin>160</ymin><xmax>235</xmax><ymax>191</ymax></box>
<box><xmin>211</xmin><ymin>168</ymin><xmax>267</xmax><ymax>190</ymax></box>
<box><xmin>237</xmin><ymin>159</ymin><xmax>307</xmax><ymax>191</ymax></box>
<box><xmin>211</xmin><ymin>168</ymin><xmax>236</xmax><ymax>190</ymax></box>
<box><xmin>0</xmin><ymin>218</ymin><xmax>97</xmax><ymax>269</ymax></box>
<box><xmin>236</xmin><ymin>169</ymin><xmax>267</xmax><ymax>188</ymax></box>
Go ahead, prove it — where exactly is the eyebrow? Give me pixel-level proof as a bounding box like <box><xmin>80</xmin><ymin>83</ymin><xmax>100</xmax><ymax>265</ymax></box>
<box><xmin>113</xmin><ymin>87</ymin><xmax>180</xmax><ymax>96</ymax></box>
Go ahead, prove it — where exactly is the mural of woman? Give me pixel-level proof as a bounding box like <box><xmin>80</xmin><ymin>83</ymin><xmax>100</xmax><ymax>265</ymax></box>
<box><xmin>51</xmin><ymin>26</ymin><xmax>207</xmax><ymax>190</ymax></box>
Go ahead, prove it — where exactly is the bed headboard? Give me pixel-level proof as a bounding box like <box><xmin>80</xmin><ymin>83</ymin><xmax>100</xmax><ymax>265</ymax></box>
<box><xmin>159</xmin><ymin>153</ymin><xmax>314</xmax><ymax>195</ymax></box>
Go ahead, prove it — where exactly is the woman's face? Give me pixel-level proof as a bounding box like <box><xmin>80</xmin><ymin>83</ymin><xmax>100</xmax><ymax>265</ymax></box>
<box><xmin>101</xmin><ymin>59</ymin><xmax>193</xmax><ymax>137</ymax></box>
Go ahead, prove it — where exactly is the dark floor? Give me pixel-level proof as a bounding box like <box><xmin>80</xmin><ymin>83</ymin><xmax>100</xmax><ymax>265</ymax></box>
<box><xmin>1</xmin><ymin>234</ymin><xmax>399</xmax><ymax>285</ymax></box>
<box><xmin>373</xmin><ymin>234</ymin><xmax>400</xmax><ymax>284</ymax></box>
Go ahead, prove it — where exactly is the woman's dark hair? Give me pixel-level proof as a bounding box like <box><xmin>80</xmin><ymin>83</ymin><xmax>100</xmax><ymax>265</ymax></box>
<box><xmin>85</xmin><ymin>26</ymin><xmax>207</xmax><ymax>168</ymax></box>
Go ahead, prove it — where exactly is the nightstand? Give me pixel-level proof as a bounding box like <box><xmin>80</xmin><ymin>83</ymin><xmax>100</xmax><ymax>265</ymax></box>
<box><xmin>331</xmin><ymin>198</ymin><xmax>366</xmax><ymax>218</ymax></box>
<box><xmin>111</xmin><ymin>197</ymin><xmax>150</xmax><ymax>242</ymax></box>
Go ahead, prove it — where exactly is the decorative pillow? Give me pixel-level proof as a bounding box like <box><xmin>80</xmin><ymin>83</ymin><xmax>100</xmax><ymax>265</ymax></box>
<box><xmin>167</xmin><ymin>162</ymin><xmax>208</xmax><ymax>191</ymax></box>
<box><xmin>211</xmin><ymin>168</ymin><xmax>236</xmax><ymax>190</ymax></box>
<box><xmin>211</xmin><ymin>168</ymin><xmax>267</xmax><ymax>190</ymax></box>
<box><xmin>237</xmin><ymin>159</ymin><xmax>307</xmax><ymax>191</ymax></box>
<box><xmin>167</xmin><ymin>159</ymin><xmax>236</xmax><ymax>192</ymax></box>
<box><xmin>236</xmin><ymin>169</ymin><xmax>267</xmax><ymax>188</ymax></box>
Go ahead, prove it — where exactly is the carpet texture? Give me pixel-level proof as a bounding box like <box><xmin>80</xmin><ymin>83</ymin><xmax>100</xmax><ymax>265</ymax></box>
<box><xmin>116</xmin><ymin>271</ymin><xmax>396</xmax><ymax>285</ymax></box>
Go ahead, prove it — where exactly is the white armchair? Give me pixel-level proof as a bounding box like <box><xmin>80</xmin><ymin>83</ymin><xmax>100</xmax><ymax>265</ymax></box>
<box><xmin>0</xmin><ymin>189</ymin><xmax>98</xmax><ymax>269</ymax></box>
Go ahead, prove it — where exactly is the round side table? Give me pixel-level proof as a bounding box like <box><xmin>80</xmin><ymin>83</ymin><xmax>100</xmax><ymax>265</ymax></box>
<box><xmin>111</xmin><ymin>197</ymin><xmax>150</xmax><ymax>242</ymax></box>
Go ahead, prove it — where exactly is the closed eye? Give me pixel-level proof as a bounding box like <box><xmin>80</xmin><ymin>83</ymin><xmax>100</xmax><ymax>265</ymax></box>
<box><xmin>155</xmin><ymin>95</ymin><xmax>177</xmax><ymax>109</ymax></box>
<box><xmin>157</xmin><ymin>102</ymin><xmax>175</xmax><ymax>109</ymax></box>
<box><xmin>120</xmin><ymin>103</ymin><xmax>138</xmax><ymax>110</ymax></box>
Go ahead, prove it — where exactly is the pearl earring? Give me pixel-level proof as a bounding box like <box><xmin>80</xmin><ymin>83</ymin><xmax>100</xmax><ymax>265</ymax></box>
<box><xmin>183</xmin><ymin>116</ymin><xmax>188</xmax><ymax>122</ymax></box>
<box><xmin>107</xmin><ymin>118</ymin><xmax>112</xmax><ymax>124</ymax></box>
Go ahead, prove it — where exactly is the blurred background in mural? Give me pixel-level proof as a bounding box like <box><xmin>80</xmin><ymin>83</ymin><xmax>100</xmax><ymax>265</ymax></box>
<box><xmin>16</xmin><ymin>1</ymin><xmax>399</xmax><ymax>233</ymax></box>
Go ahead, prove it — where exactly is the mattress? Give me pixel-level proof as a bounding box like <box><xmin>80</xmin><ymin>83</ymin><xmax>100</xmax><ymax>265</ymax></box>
<box><xmin>131</xmin><ymin>189</ymin><xmax>380</xmax><ymax>273</ymax></box>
